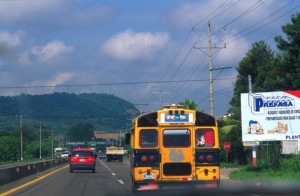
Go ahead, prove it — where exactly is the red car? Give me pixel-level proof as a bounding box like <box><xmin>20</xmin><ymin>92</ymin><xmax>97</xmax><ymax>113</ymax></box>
<box><xmin>69</xmin><ymin>148</ymin><xmax>97</xmax><ymax>173</ymax></box>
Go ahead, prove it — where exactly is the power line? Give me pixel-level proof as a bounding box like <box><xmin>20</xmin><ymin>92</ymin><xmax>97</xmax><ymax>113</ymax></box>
<box><xmin>196</xmin><ymin>0</ymin><xmax>266</xmax><ymax>44</ymax></box>
<box><xmin>192</xmin><ymin>0</ymin><xmax>231</xmax><ymax>29</ymax></box>
<box><xmin>216</xmin><ymin>0</ymin><xmax>298</xmax><ymax>45</ymax></box>
<box><xmin>148</xmin><ymin>0</ymin><xmax>237</xmax><ymax>107</ymax></box>
<box><xmin>0</xmin><ymin>78</ymin><xmax>237</xmax><ymax>90</ymax></box>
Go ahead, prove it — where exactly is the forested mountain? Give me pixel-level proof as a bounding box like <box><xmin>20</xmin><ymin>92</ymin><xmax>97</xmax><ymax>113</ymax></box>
<box><xmin>0</xmin><ymin>93</ymin><xmax>139</xmax><ymax>134</ymax></box>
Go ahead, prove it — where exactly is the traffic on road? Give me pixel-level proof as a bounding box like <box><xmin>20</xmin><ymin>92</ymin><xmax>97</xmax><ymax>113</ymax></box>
<box><xmin>1</xmin><ymin>158</ymin><xmax>300</xmax><ymax>196</ymax></box>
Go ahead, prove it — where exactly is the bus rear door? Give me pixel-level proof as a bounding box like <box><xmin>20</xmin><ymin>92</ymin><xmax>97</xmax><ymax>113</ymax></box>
<box><xmin>160</xmin><ymin>128</ymin><xmax>194</xmax><ymax>181</ymax></box>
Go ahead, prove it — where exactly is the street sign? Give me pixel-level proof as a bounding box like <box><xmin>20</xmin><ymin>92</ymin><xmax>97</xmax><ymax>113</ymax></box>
<box><xmin>224</xmin><ymin>141</ymin><xmax>231</xmax><ymax>151</ymax></box>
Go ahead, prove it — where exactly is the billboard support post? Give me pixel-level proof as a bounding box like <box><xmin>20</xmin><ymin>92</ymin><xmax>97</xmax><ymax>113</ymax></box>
<box><xmin>248</xmin><ymin>75</ymin><xmax>257</xmax><ymax>167</ymax></box>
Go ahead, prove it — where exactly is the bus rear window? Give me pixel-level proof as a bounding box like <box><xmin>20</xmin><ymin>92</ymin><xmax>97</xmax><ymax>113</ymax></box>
<box><xmin>139</xmin><ymin>129</ymin><xmax>158</xmax><ymax>148</ymax></box>
<box><xmin>196</xmin><ymin>129</ymin><xmax>215</xmax><ymax>147</ymax></box>
<box><xmin>163</xmin><ymin>129</ymin><xmax>190</xmax><ymax>148</ymax></box>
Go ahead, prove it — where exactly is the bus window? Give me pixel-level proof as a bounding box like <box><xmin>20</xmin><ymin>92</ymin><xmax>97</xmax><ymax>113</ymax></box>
<box><xmin>139</xmin><ymin>129</ymin><xmax>158</xmax><ymax>148</ymax></box>
<box><xmin>163</xmin><ymin>130</ymin><xmax>190</xmax><ymax>147</ymax></box>
<box><xmin>196</xmin><ymin>128</ymin><xmax>215</xmax><ymax>147</ymax></box>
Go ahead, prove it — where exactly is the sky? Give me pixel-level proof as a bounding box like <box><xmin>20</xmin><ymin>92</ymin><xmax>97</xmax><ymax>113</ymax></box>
<box><xmin>0</xmin><ymin>0</ymin><xmax>299</xmax><ymax>117</ymax></box>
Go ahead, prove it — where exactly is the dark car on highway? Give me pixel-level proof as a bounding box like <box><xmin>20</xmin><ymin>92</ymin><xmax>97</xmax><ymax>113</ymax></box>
<box><xmin>69</xmin><ymin>148</ymin><xmax>97</xmax><ymax>173</ymax></box>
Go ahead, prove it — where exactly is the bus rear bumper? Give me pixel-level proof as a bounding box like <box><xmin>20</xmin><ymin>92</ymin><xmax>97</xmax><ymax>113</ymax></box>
<box><xmin>133</xmin><ymin>180</ymin><xmax>220</xmax><ymax>192</ymax></box>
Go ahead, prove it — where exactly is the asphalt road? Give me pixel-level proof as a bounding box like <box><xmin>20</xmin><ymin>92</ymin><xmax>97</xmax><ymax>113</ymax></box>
<box><xmin>1</xmin><ymin>160</ymin><xmax>300</xmax><ymax>196</ymax></box>
<box><xmin>0</xmin><ymin>159</ymin><xmax>132</xmax><ymax>196</ymax></box>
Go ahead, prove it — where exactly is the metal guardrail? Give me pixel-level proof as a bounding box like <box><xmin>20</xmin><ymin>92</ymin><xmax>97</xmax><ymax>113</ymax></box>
<box><xmin>0</xmin><ymin>158</ymin><xmax>69</xmax><ymax>186</ymax></box>
<box><xmin>0</xmin><ymin>159</ymin><xmax>51</xmax><ymax>169</ymax></box>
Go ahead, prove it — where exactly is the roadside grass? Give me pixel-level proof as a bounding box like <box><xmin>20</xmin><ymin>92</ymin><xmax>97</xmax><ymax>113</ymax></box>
<box><xmin>229</xmin><ymin>154</ymin><xmax>300</xmax><ymax>182</ymax></box>
<box><xmin>220</xmin><ymin>162</ymin><xmax>241</xmax><ymax>168</ymax></box>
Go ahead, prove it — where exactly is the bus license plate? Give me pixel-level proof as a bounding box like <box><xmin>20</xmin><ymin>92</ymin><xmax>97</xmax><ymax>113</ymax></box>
<box><xmin>143</xmin><ymin>174</ymin><xmax>154</xmax><ymax>180</ymax></box>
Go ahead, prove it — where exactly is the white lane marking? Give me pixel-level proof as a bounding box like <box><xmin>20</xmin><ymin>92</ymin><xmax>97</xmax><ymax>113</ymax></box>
<box><xmin>100</xmin><ymin>159</ymin><xmax>125</xmax><ymax>185</ymax></box>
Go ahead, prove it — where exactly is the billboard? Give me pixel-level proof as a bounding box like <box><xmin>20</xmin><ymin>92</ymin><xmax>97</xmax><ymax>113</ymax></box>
<box><xmin>241</xmin><ymin>90</ymin><xmax>300</xmax><ymax>142</ymax></box>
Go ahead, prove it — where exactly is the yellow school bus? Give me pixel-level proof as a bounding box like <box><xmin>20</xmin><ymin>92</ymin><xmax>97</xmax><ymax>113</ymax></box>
<box><xmin>125</xmin><ymin>104</ymin><xmax>220</xmax><ymax>193</ymax></box>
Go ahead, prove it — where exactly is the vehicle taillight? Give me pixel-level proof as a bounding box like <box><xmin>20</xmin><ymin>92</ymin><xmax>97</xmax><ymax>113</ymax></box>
<box><xmin>199</xmin><ymin>155</ymin><xmax>205</xmax><ymax>162</ymax></box>
<box><xmin>134</xmin><ymin>150</ymin><xmax>160</xmax><ymax>167</ymax></box>
<box><xmin>149</xmin><ymin>155</ymin><xmax>156</xmax><ymax>162</ymax></box>
<box><xmin>206</xmin><ymin>155</ymin><xmax>214</xmax><ymax>162</ymax></box>
<box><xmin>198</xmin><ymin>154</ymin><xmax>214</xmax><ymax>162</ymax></box>
<box><xmin>141</xmin><ymin>155</ymin><xmax>148</xmax><ymax>163</ymax></box>
<box><xmin>70</xmin><ymin>156</ymin><xmax>78</xmax><ymax>162</ymax></box>
<box><xmin>141</xmin><ymin>155</ymin><xmax>156</xmax><ymax>163</ymax></box>
<box><xmin>196</xmin><ymin>150</ymin><xmax>219</xmax><ymax>165</ymax></box>
<box><xmin>87</xmin><ymin>157</ymin><xmax>95</xmax><ymax>161</ymax></box>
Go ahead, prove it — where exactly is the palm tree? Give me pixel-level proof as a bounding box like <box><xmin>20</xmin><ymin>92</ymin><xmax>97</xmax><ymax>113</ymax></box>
<box><xmin>179</xmin><ymin>99</ymin><xmax>199</xmax><ymax>111</ymax></box>
<box><xmin>218</xmin><ymin>117</ymin><xmax>247</xmax><ymax>164</ymax></box>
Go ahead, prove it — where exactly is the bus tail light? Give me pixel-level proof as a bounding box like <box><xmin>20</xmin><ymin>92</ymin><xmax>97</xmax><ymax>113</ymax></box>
<box><xmin>149</xmin><ymin>155</ymin><xmax>156</xmax><ymax>162</ymax></box>
<box><xmin>134</xmin><ymin>149</ymin><xmax>160</xmax><ymax>167</ymax></box>
<box><xmin>140</xmin><ymin>154</ymin><xmax>156</xmax><ymax>163</ymax></box>
<box><xmin>141</xmin><ymin>155</ymin><xmax>148</xmax><ymax>163</ymax></box>
<box><xmin>199</xmin><ymin>155</ymin><xmax>205</xmax><ymax>162</ymax></box>
<box><xmin>196</xmin><ymin>150</ymin><xmax>219</xmax><ymax>165</ymax></box>
<box><xmin>206</xmin><ymin>155</ymin><xmax>214</xmax><ymax>162</ymax></box>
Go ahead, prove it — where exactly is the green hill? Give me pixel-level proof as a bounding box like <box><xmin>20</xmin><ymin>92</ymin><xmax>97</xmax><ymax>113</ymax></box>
<box><xmin>0</xmin><ymin>93</ymin><xmax>139</xmax><ymax>134</ymax></box>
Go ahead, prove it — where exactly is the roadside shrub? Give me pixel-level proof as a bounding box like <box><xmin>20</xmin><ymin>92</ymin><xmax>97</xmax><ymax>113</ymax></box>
<box><xmin>257</xmin><ymin>141</ymin><xmax>281</xmax><ymax>170</ymax></box>
<box><xmin>280</xmin><ymin>154</ymin><xmax>300</xmax><ymax>173</ymax></box>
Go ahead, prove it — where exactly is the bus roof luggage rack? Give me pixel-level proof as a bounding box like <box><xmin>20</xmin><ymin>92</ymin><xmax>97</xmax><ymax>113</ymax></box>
<box><xmin>163</xmin><ymin>104</ymin><xmax>183</xmax><ymax>109</ymax></box>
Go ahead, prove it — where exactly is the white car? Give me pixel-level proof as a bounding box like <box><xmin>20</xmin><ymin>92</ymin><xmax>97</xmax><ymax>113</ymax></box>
<box><xmin>61</xmin><ymin>151</ymin><xmax>70</xmax><ymax>158</ymax></box>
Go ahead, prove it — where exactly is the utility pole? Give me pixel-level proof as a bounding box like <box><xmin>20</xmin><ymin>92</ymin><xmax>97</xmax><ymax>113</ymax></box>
<box><xmin>51</xmin><ymin>129</ymin><xmax>54</xmax><ymax>158</ymax></box>
<box><xmin>193</xmin><ymin>20</ymin><xmax>226</xmax><ymax>116</ymax></box>
<box><xmin>152</xmin><ymin>91</ymin><xmax>169</xmax><ymax>109</ymax></box>
<box><xmin>208</xmin><ymin>21</ymin><xmax>214</xmax><ymax>116</ymax></box>
<box><xmin>19</xmin><ymin>113</ymin><xmax>23</xmax><ymax>161</ymax></box>
<box><xmin>40</xmin><ymin>122</ymin><xmax>42</xmax><ymax>159</ymax></box>
<box><xmin>119</xmin><ymin>130</ymin><xmax>122</xmax><ymax>146</ymax></box>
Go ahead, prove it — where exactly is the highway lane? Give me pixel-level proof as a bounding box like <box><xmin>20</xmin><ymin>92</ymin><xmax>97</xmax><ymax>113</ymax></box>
<box><xmin>0</xmin><ymin>160</ymin><xmax>259</xmax><ymax>196</ymax></box>
<box><xmin>3</xmin><ymin>160</ymin><xmax>297</xmax><ymax>196</ymax></box>
<box><xmin>2</xmin><ymin>159</ymin><xmax>132</xmax><ymax>196</ymax></box>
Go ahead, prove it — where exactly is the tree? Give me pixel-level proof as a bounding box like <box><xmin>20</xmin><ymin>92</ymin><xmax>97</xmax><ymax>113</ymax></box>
<box><xmin>0</xmin><ymin>135</ymin><xmax>20</xmax><ymax>161</ymax></box>
<box><xmin>25</xmin><ymin>137</ymin><xmax>54</xmax><ymax>158</ymax></box>
<box><xmin>274</xmin><ymin>12</ymin><xmax>300</xmax><ymax>90</ymax></box>
<box><xmin>218</xmin><ymin>118</ymin><xmax>249</xmax><ymax>164</ymax></box>
<box><xmin>179</xmin><ymin>99</ymin><xmax>200</xmax><ymax>111</ymax></box>
<box><xmin>66</xmin><ymin>123</ymin><xmax>94</xmax><ymax>141</ymax></box>
<box><xmin>229</xmin><ymin>40</ymin><xmax>275</xmax><ymax>120</ymax></box>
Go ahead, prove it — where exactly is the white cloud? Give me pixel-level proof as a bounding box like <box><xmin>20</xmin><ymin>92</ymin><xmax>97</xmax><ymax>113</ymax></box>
<box><xmin>24</xmin><ymin>72</ymin><xmax>76</xmax><ymax>94</ymax></box>
<box><xmin>164</xmin><ymin>0</ymin><xmax>288</xmax><ymax>30</ymax></box>
<box><xmin>31</xmin><ymin>40</ymin><xmax>73</xmax><ymax>61</ymax></box>
<box><xmin>31</xmin><ymin>72</ymin><xmax>75</xmax><ymax>87</ymax></box>
<box><xmin>101</xmin><ymin>29</ymin><xmax>170</xmax><ymax>60</ymax></box>
<box><xmin>0</xmin><ymin>31</ymin><xmax>24</xmax><ymax>47</ymax></box>
<box><xmin>216</xmin><ymin>32</ymin><xmax>250</xmax><ymax>63</ymax></box>
<box><xmin>0</xmin><ymin>72</ymin><xmax>76</xmax><ymax>96</ymax></box>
